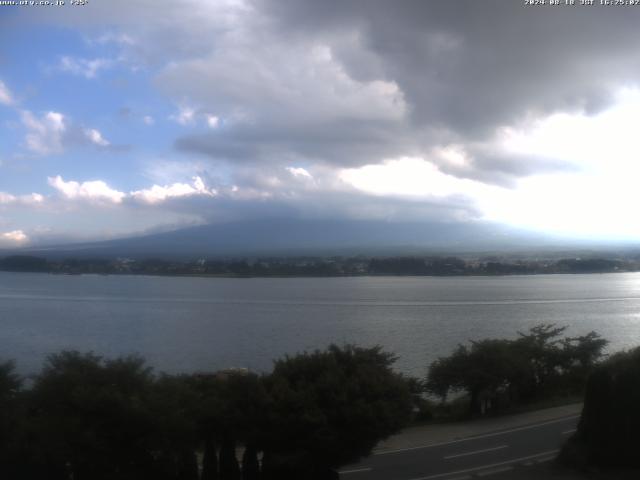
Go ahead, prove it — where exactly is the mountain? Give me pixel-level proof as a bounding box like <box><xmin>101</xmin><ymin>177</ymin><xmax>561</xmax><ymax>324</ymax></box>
<box><xmin>14</xmin><ymin>218</ymin><xmax>570</xmax><ymax>260</ymax></box>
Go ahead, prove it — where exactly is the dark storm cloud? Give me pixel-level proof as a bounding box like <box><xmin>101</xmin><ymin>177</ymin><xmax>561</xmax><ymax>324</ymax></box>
<box><xmin>175</xmin><ymin>119</ymin><xmax>420</xmax><ymax>167</ymax></box>
<box><xmin>163</xmin><ymin>0</ymin><xmax>639</xmax><ymax>185</ymax></box>
<box><xmin>259</xmin><ymin>0</ymin><xmax>640</xmax><ymax>134</ymax></box>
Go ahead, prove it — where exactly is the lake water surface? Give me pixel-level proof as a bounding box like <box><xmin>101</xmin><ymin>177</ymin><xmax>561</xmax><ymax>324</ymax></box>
<box><xmin>2</xmin><ymin>272</ymin><xmax>640</xmax><ymax>377</ymax></box>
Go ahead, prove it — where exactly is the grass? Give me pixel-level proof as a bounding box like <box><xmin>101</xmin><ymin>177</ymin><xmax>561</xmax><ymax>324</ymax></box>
<box><xmin>410</xmin><ymin>392</ymin><xmax>584</xmax><ymax>427</ymax></box>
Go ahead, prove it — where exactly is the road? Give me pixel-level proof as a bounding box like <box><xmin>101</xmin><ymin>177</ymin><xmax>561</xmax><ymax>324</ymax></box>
<box><xmin>339</xmin><ymin>414</ymin><xmax>579</xmax><ymax>480</ymax></box>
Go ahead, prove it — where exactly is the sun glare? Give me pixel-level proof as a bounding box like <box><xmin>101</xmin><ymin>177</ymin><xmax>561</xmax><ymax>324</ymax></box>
<box><xmin>340</xmin><ymin>88</ymin><xmax>640</xmax><ymax>240</ymax></box>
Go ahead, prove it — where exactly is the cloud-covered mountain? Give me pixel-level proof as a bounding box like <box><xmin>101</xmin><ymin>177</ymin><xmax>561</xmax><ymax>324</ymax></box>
<box><xmin>20</xmin><ymin>218</ymin><xmax>566</xmax><ymax>260</ymax></box>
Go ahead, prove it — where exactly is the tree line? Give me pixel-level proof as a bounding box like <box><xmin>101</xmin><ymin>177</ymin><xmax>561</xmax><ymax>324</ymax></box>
<box><xmin>0</xmin><ymin>325</ymin><xmax>618</xmax><ymax>478</ymax></box>
<box><xmin>425</xmin><ymin>324</ymin><xmax>608</xmax><ymax>416</ymax></box>
<box><xmin>0</xmin><ymin>345</ymin><xmax>413</xmax><ymax>480</ymax></box>
<box><xmin>1</xmin><ymin>254</ymin><xmax>638</xmax><ymax>277</ymax></box>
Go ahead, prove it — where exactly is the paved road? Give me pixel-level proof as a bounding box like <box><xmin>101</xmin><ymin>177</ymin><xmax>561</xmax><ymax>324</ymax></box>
<box><xmin>339</xmin><ymin>414</ymin><xmax>579</xmax><ymax>480</ymax></box>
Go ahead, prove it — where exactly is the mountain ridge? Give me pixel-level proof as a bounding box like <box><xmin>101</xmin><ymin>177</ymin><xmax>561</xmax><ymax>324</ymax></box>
<box><xmin>7</xmin><ymin>218</ymin><xmax>575</xmax><ymax>260</ymax></box>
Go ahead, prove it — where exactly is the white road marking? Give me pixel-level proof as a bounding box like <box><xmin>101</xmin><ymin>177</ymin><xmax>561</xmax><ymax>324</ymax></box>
<box><xmin>477</xmin><ymin>465</ymin><xmax>513</xmax><ymax>476</ymax></box>
<box><xmin>338</xmin><ymin>467</ymin><xmax>372</xmax><ymax>474</ymax></box>
<box><xmin>375</xmin><ymin>415</ymin><xmax>579</xmax><ymax>455</ymax></box>
<box><xmin>405</xmin><ymin>449</ymin><xmax>559</xmax><ymax>480</ymax></box>
<box><xmin>535</xmin><ymin>456</ymin><xmax>556</xmax><ymax>463</ymax></box>
<box><xmin>562</xmin><ymin>428</ymin><xmax>577</xmax><ymax>435</ymax></box>
<box><xmin>444</xmin><ymin>445</ymin><xmax>508</xmax><ymax>460</ymax></box>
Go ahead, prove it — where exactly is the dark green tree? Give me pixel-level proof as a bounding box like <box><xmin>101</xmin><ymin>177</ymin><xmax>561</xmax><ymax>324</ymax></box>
<box><xmin>513</xmin><ymin>323</ymin><xmax>567</xmax><ymax>398</ymax></box>
<box><xmin>147</xmin><ymin>374</ymin><xmax>201</xmax><ymax>480</ymax></box>
<box><xmin>219</xmin><ymin>436</ymin><xmax>241</xmax><ymax>480</ymax></box>
<box><xmin>426</xmin><ymin>339</ymin><xmax>518</xmax><ymax>415</ymax></box>
<box><xmin>201</xmin><ymin>437</ymin><xmax>219</xmax><ymax>480</ymax></box>
<box><xmin>261</xmin><ymin>344</ymin><xmax>412</xmax><ymax>478</ymax></box>
<box><xmin>27</xmin><ymin>351</ymin><xmax>158</xmax><ymax>480</ymax></box>
<box><xmin>427</xmin><ymin>325</ymin><xmax>609</xmax><ymax>416</ymax></box>
<box><xmin>560</xmin><ymin>346</ymin><xmax>640</xmax><ymax>468</ymax></box>
<box><xmin>0</xmin><ymin>360</ymin><xmax>24</xmax><ymax>478</ymax></box>
<box><xmin>188</xmin><ymin>370</ymin><xmax>268</xmax><ymax>480</ymax></box>
<box><xmin>241</xmin><ymin>444</ymin><xmax>260</xmax><ymax>480</ymax></box>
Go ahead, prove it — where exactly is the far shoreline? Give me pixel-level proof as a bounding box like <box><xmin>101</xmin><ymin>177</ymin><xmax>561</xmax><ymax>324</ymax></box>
<box><xmin>1</xmin><ymin>253</ymin><xmax>638</xmax><ymax>278</ymax></box>
<box><xmin>0</xmin><ymin>269</ymin><xmax>637</xmax><ymax>280</ymax></box>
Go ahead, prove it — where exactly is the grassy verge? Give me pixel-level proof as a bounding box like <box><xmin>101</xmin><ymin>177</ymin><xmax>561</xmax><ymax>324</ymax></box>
<box><xmin>411</xmin><ymin>392</ymin><xmax>583</xmax><ymax>427</ymax></box>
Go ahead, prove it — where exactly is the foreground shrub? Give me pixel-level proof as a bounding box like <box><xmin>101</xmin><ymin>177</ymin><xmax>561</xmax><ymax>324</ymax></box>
<box><xmin>560</xmin><ymin>346</ymin><xmax>640</xmax><ymax>468</ymax></box>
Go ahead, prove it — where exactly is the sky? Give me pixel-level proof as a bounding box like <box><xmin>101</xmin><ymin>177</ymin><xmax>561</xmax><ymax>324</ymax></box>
<box><xmin>2</xmin><ymin>0</ymin><xmax>640</xmax><ymax>247</ymax></box>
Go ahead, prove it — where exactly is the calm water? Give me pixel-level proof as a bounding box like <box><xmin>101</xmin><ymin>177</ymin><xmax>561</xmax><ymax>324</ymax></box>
<box><xmin>2</xmin><ymin>272</ymin><xmax>640</xmax><ymax>377</ymax></box>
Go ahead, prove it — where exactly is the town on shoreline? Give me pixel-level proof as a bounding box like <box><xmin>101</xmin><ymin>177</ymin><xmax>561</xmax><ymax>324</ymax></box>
<box><xmin>1</xmin><ymin>253</ymin><xmax>639</xmax><ymax>277</ymax></box>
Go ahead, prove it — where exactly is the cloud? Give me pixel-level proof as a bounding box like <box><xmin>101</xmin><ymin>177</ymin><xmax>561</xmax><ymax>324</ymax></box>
<box><xmin>21</xmin><ymin>110</ymin><xmax>66</xmax><ymax>155</ymax></box>
<box><xmin>155</xmin><ymin>0</ymin><xmax>640</xmax><ymax>187</ymax></box>
<box><xmin>130</xmin><ymin>176</ymin><xmax>216</xmax><ymax>204</ymax></box>
<box><xmin>143</xmin><ymin>115</ymin><xmax>155</xmax><ymax>125</ymax></box>
<box><xmin>169</xmin><ymin>105</ymin><xmax>223</xmax><ymax>129</ymax></box>
<box><xmin>58</xmin><ymin>56</ymin><xmax>115</xmax><ymax>79</ymax></box>
<box><xmin>260</xmin><ymin>1</ymin><xmax>640</xmax><ymax>133</ymax></box>
<box><xmin>1</xmin><ymin>230</ymin><xmax>28</xmax><ymax>245</ymax></box>
<box><xmin>161</xmin><ymin>35</ymin><xmax>408</xmax><ymax>166</ymax></box>
<box><xmin>206</xmin><ymin>114</ymin><xmax>220</xmax><ymax>129</ymax></box>
<box><xmin>18</xmin><ymin>109</ymin><xmax>116</xmax><ymax>155</ymax></box>
<box><xmin>0</xmin><ymin>80</ymin><xmax>13</xmax><ymax>106</ymax></box>
<box><xmin>94</xmin><ymin>31</ymin><xmax>135</xmax><ymax>46</ymax></box>
<box><xmin>169</xmin><ymin>105</ymin><xmax>196</xmax><ymax>125</ymax></box>
<box><xmin>286</xmin><ymin>167</ymin><xmax>312</xmax><ymax>179</ymax></box>
<box><xmin>0</xmin><ymin>192</ymin><xmax>45</xmax><ymax>206</ymax></box>
<box><xmin>84</xmin><ymin>128</ymin><xmax>110</xmax><ymax>147</ymax></box>
<box><xmin>15</xmin><ymin>1</ymin><xmax>640</xmax><ymax>241</ymax></box>
<box><xmin>0</xmin><ymin>192</ymin><xmax>16</xmax><ymax>204</ymax></box>
<box><xmin>48</xmin><ymin>175</ymin><xmax>126</xmax><ymax>204</ymax></box>
<box><xmin>43</xmin><ymin>174</ymin><xmax>216</xmax><ymax>207</ymax></box>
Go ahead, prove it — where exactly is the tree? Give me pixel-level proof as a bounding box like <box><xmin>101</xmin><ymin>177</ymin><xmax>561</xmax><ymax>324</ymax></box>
<box><xmin>147</xmin><ymin>374</ymin><xmax>201</xmax><ymax>480</ymax></box>
<box><xmin>0</xmin><ymin>360</ymin><xmax>24</xmax><ymax>478</ymax></box>
<box><xmin>241</xmin><ymin>444</ymin><xmax>260</xmax><ymax>480</ymax></box>
<box><xmin>426</xmin><ymin>325</ymin><xmax>609</xmax><ymax>417</ymax></box>
<box><xmin>426</xmin><ymin>339</ymin><xmax>518</xmax><ymax>415</ymax></box>
<box><xmin>261</xmin><ymin>344</ymin><xmax>412</xmax><ymax>478</ymax></box>
<box><xmin>187</xmin><ymin>370</ymin><xmax>269</xmax><ymax>480</ymax></box>
<box><xmin>513</xmin><ymin>323</ymin><xmax>567</xmax><ymax>398</ymax></box>
<box><xmin>560</xmin><ymin>346</ymin><xmax>640</xmax><ymax>468</ymax></box>
<box><xmin>27</xmin><ymin>351</ymin><xmax>158</xmax><ymax>480</ymax></box>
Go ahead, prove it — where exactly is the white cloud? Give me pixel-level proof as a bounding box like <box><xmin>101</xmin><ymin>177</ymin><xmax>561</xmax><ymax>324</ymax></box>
<box><xmin>84</xmin><ymin>128</ymin><xmax>110</xmax><ymax>147</ymax></box>
<box><xmin>143</xmin><ymin>115</ymin><xmax>155</xmax><ymax>125</ymax></box>
<box><xmin>170</xmin><ymin>105</ymin><xmax>196</xmax><ymax>125</ymax></box>
<box><xmin>340</xmin><ymin>157</ymin><xmax>499</xmax><ymax>200</ymax></box>
<box><xmin>48</xmin><ymin>175</ymin><xmax>125</xmax><ymax>204</ymax></box>
<box><xmin>0</xmin><ymin>192</ymin><xmax>45</xmax><ymax>206</ymax></box>
<box><xmin>58</xmin><ymin>56</ymin><xmax>114</xmax><ymax>79</ymax></box>
<box><xmin>21</xmin><ymin>110</ymin><xmax>66</xmax><ymax>155</ymax></box>
<box><xmin>206</xmin><ymin>114</ymin><xmax>220</xmax><ymax>128</ymax></box>
<box><xmin>0</xmin><ymin>192</ymin><xmax>16</xmax><ymax>204</ymax></box>
<box><xmin>130</xmin><ymin>176</ymin><xmax>216</xmax><ymax>204</ymax></box>
<box><xmin>170</xmin><ymin>106</ymin><xmax>223</xmax><ymax>128</ymax></box>
<box><xmin>286</xmin><ymin>166</ymin><xmax>312</xmax><ymax>179</ymax></box>
<box><xmin>94</xmin><ymin>31</ymin><xmax>135</xmax><ymax>46</ymax></box>
<box><xmin>2</xmin><ymin>230</ymin><xmax>28</xmax><ymax>244</ymax></box>
<box><xmin>25</xmin><ymin>193</ymin><xmax>45</xmax><ymax>204</ymax></box>
<box><xmin>0</xmin><ymin>80</ymin><xmax>13</xmax><ymax>106</ymax></box>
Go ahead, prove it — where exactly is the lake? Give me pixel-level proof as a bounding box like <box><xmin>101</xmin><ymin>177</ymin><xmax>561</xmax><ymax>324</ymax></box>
<box><xmin>1</xmin><ymin>271</ymin><xmax>640</xmax><ymax>377</ymax></box>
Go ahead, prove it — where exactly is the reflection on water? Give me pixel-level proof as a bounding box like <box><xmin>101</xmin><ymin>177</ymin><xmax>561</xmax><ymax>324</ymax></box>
<box><xmin>1</xmin><ymin>272</ymin><xmax>640</xmax><ymax>377</ymax></box>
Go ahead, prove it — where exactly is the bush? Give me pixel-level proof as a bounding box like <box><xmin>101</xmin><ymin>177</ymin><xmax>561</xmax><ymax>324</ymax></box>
<box><xmin>561</xmin><ymin>346</ymin><xmax>640</xmax><ymax>468</ymax></box>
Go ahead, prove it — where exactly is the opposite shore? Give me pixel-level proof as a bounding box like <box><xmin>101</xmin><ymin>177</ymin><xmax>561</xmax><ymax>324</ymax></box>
<box><xmin>1</xmin><ymin>253</ymin><xmax>640</xmax><ymax>277</ymax></box>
